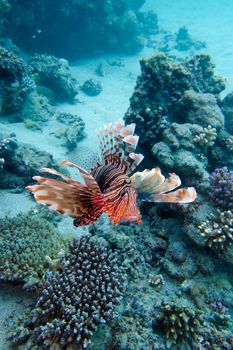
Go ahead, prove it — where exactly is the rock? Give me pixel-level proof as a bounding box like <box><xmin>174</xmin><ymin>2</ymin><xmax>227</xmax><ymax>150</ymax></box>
<box><xmin>81</xmin><ymin>79</ymin><xmax>102</xmax><ymax>96</ymax></box>
<box><xmin>175</xmin><ymin>90</ymin><xmax>225</xmax><ymax>129</ymax></box>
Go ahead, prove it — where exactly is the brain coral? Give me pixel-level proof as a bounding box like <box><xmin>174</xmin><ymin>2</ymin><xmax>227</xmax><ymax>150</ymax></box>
<box><xmin>0</xmin><ymin>213</ymin><xmax>65</xmax><ymax>290</ymax></box>
<box><xmin>17</xmin><ymin>236</ymin><xmax>125</xmax><ymax>349</ymax></box>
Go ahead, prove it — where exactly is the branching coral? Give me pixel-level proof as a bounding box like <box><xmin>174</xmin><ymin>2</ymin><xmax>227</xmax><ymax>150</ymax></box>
<box><xmin>13</xmin><ymin>236</ymin><xmax>125</xmax><ymax>349</ymax></box>
<box><xmin>193</xmin><ymin>125</ymin><xmax>217</xmax><ymax>149</ymax></box>
<box><xmin>154</xmin><ymin>303</ymin><xmax>203</xmax><ymax>345</ymax></box>
<box><xmin>209</xmin><ymin>167</ymin><xmax>233</xmax><ymax>210</ymax></box>
<box><xmin>198</xmin><ymin>209</ymin><xmax>233</xmax><ymax>250</ymax></box>
<box><xmin>0</xmin><ymin>213</ymin><xmax>65</xmax><ymax>290</ymax></box>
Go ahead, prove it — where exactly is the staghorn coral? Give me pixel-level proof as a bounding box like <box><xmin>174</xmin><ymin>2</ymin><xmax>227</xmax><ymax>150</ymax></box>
<box><xmin>28</xmin><ymin>54</ymin><xmax>77</xmax><ymax>102</ymax></box>
<box><xmin>0</xmin><ymin>213</ymin><xmax>65</xmax><ymax>290</ymax></box>
<box><xmin>209</xmin><ymin>167</ymin><xmax>233</xmax><ymax>210</ymax></box>
<box><xmin>13</xmin><ymin>236</ymin><xmax>125</xmax><ymax>349</ymax></box>
<box><xmin>198</xmin><ymin>209</ymin><xmax>233</xmax><ymax>250</ymax></box>
<box><xmin>154</xmin><ymin>303</ymin><xmax>203</xmax><ymax>346</ymax></box>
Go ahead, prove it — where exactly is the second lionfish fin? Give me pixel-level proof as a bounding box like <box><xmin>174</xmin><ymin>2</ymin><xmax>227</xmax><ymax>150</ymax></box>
<box><xmin>130</xmin><ymin>168</ymin><xmax>196</xmax><ymax>203</ymax></box>
<box><xmin>96</xmin><ymin>119</ymin><xmax>144</xmax><ymax>173</ymax></box>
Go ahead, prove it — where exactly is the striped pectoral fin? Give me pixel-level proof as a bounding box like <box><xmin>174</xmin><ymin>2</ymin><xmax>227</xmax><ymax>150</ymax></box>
<box><xmin>150</xmin><ymin>187</ymin><xmax>197</xmax><ymax>203</ymax></box>
<box><xmin>27</xmin><ymin>171</ymin><xmax>105</xmax><ymax>223</ymax></box>
<box><xmin>60</xmin><ymin>160</ymin><xmax>101</xmax><ymax>193</ymax></box>
<box><xmin>131</xmin><ymin>167</ymin><xmax>197</xmax><ymax>204</ymax></box>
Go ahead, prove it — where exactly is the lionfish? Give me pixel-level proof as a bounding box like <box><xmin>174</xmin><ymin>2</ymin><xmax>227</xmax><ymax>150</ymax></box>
<box><xmin>27</xmin><ymin>120</ymin><xmax>196</xmax><ymax>226</ymax></box>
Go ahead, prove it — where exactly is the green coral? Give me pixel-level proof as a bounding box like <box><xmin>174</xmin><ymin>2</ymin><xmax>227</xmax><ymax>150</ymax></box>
<box><xmin>198</xmin><ymin>209</ymin><xmax>233</xmax><ymax>250</ymax></box>
<box><xmin>0</xmin><ymin>212</ymin><xmax>66</xmax><ymax>290</ymax></box>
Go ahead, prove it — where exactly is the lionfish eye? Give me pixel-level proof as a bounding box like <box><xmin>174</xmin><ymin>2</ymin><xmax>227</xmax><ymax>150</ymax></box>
<box><xmin>120</xmin><ymin>191</ymin><xmax>126</xmax><ymax>198</ymax></box>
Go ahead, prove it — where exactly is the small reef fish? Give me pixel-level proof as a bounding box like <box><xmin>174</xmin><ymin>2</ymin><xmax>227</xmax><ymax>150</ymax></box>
<box><xmin>27</xmin><ymin>120</ymin><xmax>196</xmax><ymax>226</ymax></box>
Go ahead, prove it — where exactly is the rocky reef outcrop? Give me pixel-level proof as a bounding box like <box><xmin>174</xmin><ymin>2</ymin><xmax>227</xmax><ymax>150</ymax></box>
<box><xmin>125</xmin><ymin>54</ymin><xmax>232</xmax><ymax>190</ymax></box>
<box><xmin>1</xmin><ymin>0</ymin><xmax>158</xmax><ymax>60</ymax></box>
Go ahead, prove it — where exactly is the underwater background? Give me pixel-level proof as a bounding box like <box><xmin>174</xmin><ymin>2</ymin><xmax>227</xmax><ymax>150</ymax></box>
<box><xmin>0</xmin><ymin>0</ymin><xmax>233</xmax><ymax>349</ymax></box>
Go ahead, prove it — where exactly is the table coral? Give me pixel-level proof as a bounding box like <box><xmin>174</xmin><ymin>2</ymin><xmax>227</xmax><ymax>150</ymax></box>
<box><xmin>0</xmin><ymin>213</ymin><xmax>65</xmax><ymax>290</ymax></box>
<box><xmin>14</xmin><ymin>236</ymin><xmax>125</xmax><ymax>349</ymax></box>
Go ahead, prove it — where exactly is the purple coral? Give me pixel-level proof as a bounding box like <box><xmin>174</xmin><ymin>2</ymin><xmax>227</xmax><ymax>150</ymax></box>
<box><xmin>209</xmin><ymin>167</ymin><xmax>233</xmax><ymax>210</ymax></box>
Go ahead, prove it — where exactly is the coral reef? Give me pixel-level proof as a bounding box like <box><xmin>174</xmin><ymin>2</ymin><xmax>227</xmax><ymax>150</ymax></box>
<box><xmin>0</xmin><ymin>47</ymin><xmax>34</xmax><ymax>114</ymax></box>
<box><xmin>12</xmin><ymin>236</ymin><xmax>125</xmax><ymax>349</ymax></box>
<box><xmin>209</xmin><ymin>167</ymin><xmax>233</xmax><ymax>210</ymax></box>
<box><xmin>28</xmin><ymin>54</ymin><xmax>77</xmax><ymax>102</ymax></box>
<box><xmin>193</xmin><ymin>125</ymin><xmax>217</xmax><ymax>150</ymax></box>
<box><xmin>0</xmin><ymin>134</ymin><xmax>54</xmax><ymax>190</ymax></box>
<box><xmin>21</xmin><ymin>92</ymin><xmax>55</xmax><ymax>130</ymax></box>
<box><xmin>0</xmin><ymin>133</ymin><xmax>17</xmax><ymax>170</ymax></box>
<box><xmin>124</xmin><ymin>54</ymin><xmax>229</xmax><ymax>188</ymax></box>
<box><xmin>0</xmin><ymin>212</ymin><xmax>65</xmax><ymax>290</ymax></box>
<box><xmin>175</xmin><ymin>26</ymin><xmax>206</xmax><ymax>51</ymax></box>
<box><xmin>54</xmin><ymin>112</ymin><xmax>86</xmax><ymax>150</ymax></box>
<box><xmin>81</xmin><ymin>79</ymin><xmax>102</xmax><ymax>96</ymax></box>
<box><xmin>198</xmin><ymin>209</ymin><xmax>233</xmax><ymax>250</ymax></box>
<box><xmin>221</xmin><ymin>91</ymin><xmax>233</xmax><ymax>134</ymax></box>
<box><xmin>153</xmin><ymin>302</ymin><xmax>203</xmax><ymax>345</ymax></box>
<box><xmin>1</xmin><ymin>0</ymin><xmax>156</xmax><ymax>59</ymax></box>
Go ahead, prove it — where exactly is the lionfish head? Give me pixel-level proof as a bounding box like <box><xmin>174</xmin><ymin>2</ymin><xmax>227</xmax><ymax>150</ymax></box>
<box><xmin>105</xmin><ymin>185</ymin><xmax>142</xmax><ymax>225</ymax></box>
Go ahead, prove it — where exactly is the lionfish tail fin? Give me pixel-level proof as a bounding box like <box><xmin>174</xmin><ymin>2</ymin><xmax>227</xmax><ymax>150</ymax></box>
<box><xmin>96</xmin><ymin>119</ymin><xmax>144</xmax><ymax>173</ymax></box>
<box><xmin>26</xmin><ymin>166</ymin><xmax>104</xmax><ymax>225</ymax></box>
<box><xmin>130</xmin><ymin>168</ymin><xmax>197</xmax><ymax>203</ymax></box>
